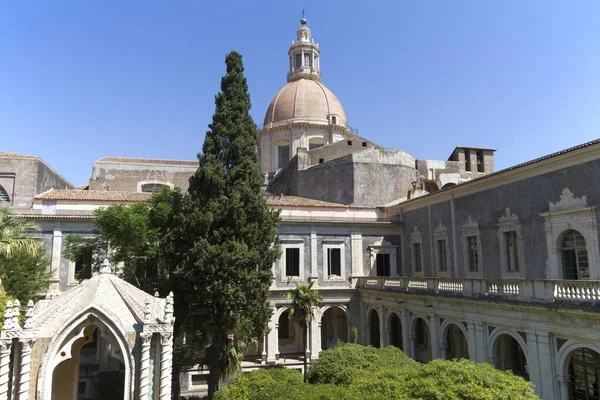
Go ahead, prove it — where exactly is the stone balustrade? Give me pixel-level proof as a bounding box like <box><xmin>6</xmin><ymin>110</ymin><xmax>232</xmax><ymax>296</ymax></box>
<box><xmin>357</xmin><ymin>276</ymin><xmax>600</xmax><ymax>305</ymax></box>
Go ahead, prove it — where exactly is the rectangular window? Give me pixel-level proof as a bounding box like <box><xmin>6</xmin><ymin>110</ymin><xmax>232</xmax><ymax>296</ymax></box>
<box><xmin>75</xmin><ymin>246</ymin><xmax>94</xmax><ymax>280</ymax></box>
<box><xmin>278</xmin><ymin>144</ymin><xmax>290</xmax><ymax>169</ymax></box>
<box><xmin>438</xmin><ymin>239</ymin><xmax>447</xmax><ymax>272</ymax></box>
<box><xmin>327</xmin><ymin>248</ymin><xmax>341</xmax><ymax>277</ymax></box>
<box><xmin>467</xmin><ymin>236</ymin><xmax>479</xmax><ymax>272</ymax></box>
<box><xmin>413</xmin><ymin>243</ymin><xmax>422</xmax><ymax>272</ymax></box>
<box><xmin>191</xmin><ymin>374</ymin><xmax>208</xmax><ymax>387</ymax></box>
<box><xmin>504</xmin><ymin>231</ymin><xmax>519</xmax><ymax>272</ymax></box>
<box><xmin>304</xmin><ymin>53</ymin><xmax>312</xmax><ymax>68</ymax></box>
<box><xmin>285</xmin><ymin>248</ymin><xmax>300</xmax><ymax>277</ymax></box>
<box><xmin>476</xmin><ymin>150</ymin><xmax>484</xmax><ymax>172</ymax></box>
<box><xmin>376</xmin><ymin>253</ymin><xmax>391</xmax><ymax>277</ymax></box>
<box><xmin>295</xmin><ymin>53</ymin><xmax>302</xmax><ymax>70</ymax></box>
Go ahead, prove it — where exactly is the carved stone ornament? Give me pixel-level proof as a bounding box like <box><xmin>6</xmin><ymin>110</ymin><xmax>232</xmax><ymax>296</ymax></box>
<box><xmin>434</xmin><ymin>221</ymin><xmax>447</xmax><ymax>234</ymax></box>
<box><xmin>549</xmin><ymin>188</ymin><xmax>587</xmax><ymax>212</ymax></box>
<box><xmin>140</xmin><ymin>332</ymin><xmax>152</xmax><ymax>345</ymax></box>
<box><xmin>499</xmin><ymin>208</ymin><xmax>519</xmax><ymax>224</ymax></box>
<box><xmin>160</xmin><ymin>333</ymin><xmax>173</xmax><ymax>345</ymax></box>
<box><xmin>463</xmin><ymin>215</ymin><xmax>478</xmax><ymax>230</ymax></box>
<box><xmin>410</xmin><ymin>226</ymin><xmax>421</xmax><ymax>239</ymax></box>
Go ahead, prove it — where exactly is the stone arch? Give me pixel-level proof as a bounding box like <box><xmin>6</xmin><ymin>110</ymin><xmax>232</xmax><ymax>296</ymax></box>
<box><xmin>38</xmin><ymin>306</ymin><xmax>134</xmax><ymax>400</ymax></box>
<box><xmin>366</xmin><ymin>307</ymin><xmax>381</xmax><ymax>348</ymax></box>
<box><xmin>439</xmin><ymin>320</ymin><xmax>469</xmax><ymax>360</ymax></box>
<box><xmin>319</xmin><ymin>305</ymin><xmax>348</xmax><ymax>350</ymax></box>
<box><xmin>442</xmin><ymin>182</ymin><xmax>456</xmax><ymax>189</ymax></box>
<box><xmin>489</xmin><ymin>328</ymin><xmax>529</xmax><ymax>380</ymax></box>
<box><xmin>276</xmin><ymin>307</ymin><xmax>303</xmax><ymax>357</ymax></box>
<box><xmin>556</xmin><ymin>340</ymin><xmax>600</xmax><ymax>400</ymax></box>
<box><xmin>409</xmin><ymin>314</ymin><xmax>432</xmax><ymax>363</ymax></box>
<box><xmin>424</xmin><ymin>180</ymin><xmax>439</xmax><ymax>193</ymax></box>
<box><xmin>386</xmin><ymin>310</ymin><xmax>403</xmax><ymax>350</ymax></box>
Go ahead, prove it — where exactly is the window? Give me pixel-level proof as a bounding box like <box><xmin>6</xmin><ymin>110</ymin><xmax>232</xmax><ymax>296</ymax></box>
<box><xmin>568</xmin><ymin>348</ymin><xmax>600</xmax><ymax>400</ymax></box>
<box><xmin>438</xmin><ymin>240</ymin><xmax>448</xmax><ymax>272</ymax></box>
<box><xmin>476</xmin><ymin>151</ymin><xmax>484</xmax><ymax>172</ymax></box>
<box><xmin>304</xmin><ymin>53</ymin><xmax>312</xmax><ymax>68</ymax></box>
<box><xmin>376</xmin><ymin>254</ymin><xmax>391</xmax><ymax>276</ymax></box>
<box><xmin>413</xmin><ymin>243</ymin><xmax>422</xmax><ymax>272</ymax></box>
<box><xmin>561</xmin><ymin>230</ymin><xmax>589</xmax><ymax>280</ymax></box>
<box><xmin>285</xmin><ymin>248</ymin><xmax>300</xmax><ymax>277</ymax></box>
<box><xmin>462</xmin><ymin>215</ymin><xmax>482</xmax><ymax>277</ymax></box>
<box><xmin>347</xmin><ymin>140</ymin><xmax>352</xmax><ymax>146</ymax></box>
<box><xmin>141</xmin><ymin>183</ymin><xmax>168</xmax><ymax>193</ymax></box>
<box><xmin>504</xmin><ymin>231</ymin><xmax>520</xmax><ymax>272</ymax></box>
<box><xmin>327</xmin><ymin>248</ymin><xmax>341</xmax><ymax>277</ymax></box>
<box><xmin>278</xmin><ymin>144</ymin><xmax>290</xmax><ymax>169</ymax></box>
<box><xmin>331</xmin><ymin>116</ymin><xmax>337</xmax><ymax>125</ymax></box>
<box><xmin>191</xmin><ymin>374</ymin><xmax>208</xmax><ymax>387</ymax></box>
<box><xmin>0</xmin><ymin>185</ymin><xmax>9</xmax><ymax>203</ymax></box>
<box><xmin>75</xmin><ymin>246</ymin><xmax>94</xmax><ymax>280</ymax></box>
<box><xmin>467</xmin><ymin>236</ymin><xmax>479</xmax><ymax>272</ymax></box>
<box><xmin>295</xmin><ymin>53</ymin><xmax>302</xmax><ymax>69</ymax></box>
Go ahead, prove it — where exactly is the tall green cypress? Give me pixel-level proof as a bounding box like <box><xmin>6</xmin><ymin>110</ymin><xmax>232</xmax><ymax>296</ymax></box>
<box><xmin>185</xmin><ymin>51</ymin><xmax>280</xmax><ymax>399</ymax></box>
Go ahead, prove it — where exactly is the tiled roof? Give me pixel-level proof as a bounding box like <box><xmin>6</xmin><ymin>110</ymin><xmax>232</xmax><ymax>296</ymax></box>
<box><xmin>76</xmin><ymin>184</ymin><xmax>89</xmax><ymax>190</ymax></box>
<box><xmin>35</xmin><ymin>189</ymin><xmax>152</xmax><ymax>202</ymax></box>
<box><xmin>267</xmin><ymin>195</ymin><xmax>372</xmax><ymax>209</ymax></box>
<box><xmin>97</xmin><ymin>156</ymin><xmax>198</xmax><ymax>167</ymax></box>
<box><xmin>0</xmin><ymin>152</ymin><xmax>38</xmax><ymax>160</ymax></box>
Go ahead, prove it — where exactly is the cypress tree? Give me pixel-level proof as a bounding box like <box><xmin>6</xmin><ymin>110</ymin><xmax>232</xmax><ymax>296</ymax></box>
<box><xmin>185</xmin><ymin>51</ymin><xmax>280</xmax><ymax>399</ymax></box>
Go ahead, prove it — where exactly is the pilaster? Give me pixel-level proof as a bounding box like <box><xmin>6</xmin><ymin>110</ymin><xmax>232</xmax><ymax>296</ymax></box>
<box><xmin>48</xmin><ymin>228</ymin><xmax>63</xmax><ymax>294</ymax></box>
<box><xmin>309</xmin><ymin>308</ymin><xmax>321</xmax><ymax>359</ymax></box>
<box><xmin>350</xmin><ymin>231</ymin><xmax>364</xmax><ymax>285</ymax></box>
<box><xmin>378</xmin><ymin>305</ymin><xmax>385</xmax><ymax>348</ymax></box>
<box><xmin>309</xmin><ymin>227</ymin><xmax>318</xmax><ymax>284</ymax></box>
<box><xmin>430</xmin><ymin>315</ymin><xmax>440</xmax><ymax>359</ymax></box>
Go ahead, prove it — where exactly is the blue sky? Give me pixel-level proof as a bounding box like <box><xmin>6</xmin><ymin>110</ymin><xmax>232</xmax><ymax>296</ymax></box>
<box><xmin>1</xmin><ymin>1</ymin><xmax>599</xmax><ymax>185</ymax></box>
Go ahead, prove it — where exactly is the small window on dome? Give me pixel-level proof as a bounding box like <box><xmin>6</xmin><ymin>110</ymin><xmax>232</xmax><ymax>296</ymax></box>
<box><xmin>304</xmin><ymin>53</ymin><xmax>312</xmax><ymax>68</ymax></box>
<box><xmin>295</xmin><ymin>54</ymin><xmax>302</xmax><ymax>70</ymax></box>
<box><xmin>331</xmin><ymin>116</ymin><xmax>338</xmax><ymax>125</ymax></box>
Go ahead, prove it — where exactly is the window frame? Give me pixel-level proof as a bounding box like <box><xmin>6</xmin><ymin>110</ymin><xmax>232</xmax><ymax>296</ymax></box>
<box><xmin>462</xmin><ymin>215</ymin><xmax>483</xmax><ymax>278</ymax></box>
<box><xmin>497</xmin><ymin>208</ymin><xmax>525</xmax><ymax>279</ymax></box>
<box><xmin>322</xmin><ymin>241</ymin><xmax>345</xmax><ymax>281</ymax></box>
<box><xmin>368</xmin><ymin>246</ymin><xmax>397</xmax><ymax>277</ymax></box>
<box><xmin>280</xmin><ymin>240</ymin><xmax>304</xmax><ymax>282</ymax></box>
<box><xmin>433</xmin><ymin>222</ymin><xmax>451</xmax><ymax>277</ymax></box>
<box><xmin>410</xmin><ymin>227</ymin><xmax>424</xmax><ymax>277</ymax></box>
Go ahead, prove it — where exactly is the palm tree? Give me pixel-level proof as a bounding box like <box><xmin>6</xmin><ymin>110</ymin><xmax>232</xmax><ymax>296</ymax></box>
<box><xmin>285</xmin><ymin>282</ymin><xmax>322</xmax><ymax>382</ymax></box>
<box><xmin>0</xmin><ymin>207</ymin><xmax>41</xmax><ymax>259</ymax></box>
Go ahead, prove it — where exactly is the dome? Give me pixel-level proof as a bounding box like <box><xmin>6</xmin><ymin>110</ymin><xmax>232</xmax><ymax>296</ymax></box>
<box><xmin>263</xmin><ymin>79</ymin><xmax>348</xmax><ymax>128</ymax></box>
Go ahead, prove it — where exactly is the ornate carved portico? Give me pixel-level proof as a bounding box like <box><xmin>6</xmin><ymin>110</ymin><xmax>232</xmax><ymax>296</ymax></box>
<box><xmin>0</xmin><ymin>260</ymin><xmax>175</xmax><ymax>400</ymax></box>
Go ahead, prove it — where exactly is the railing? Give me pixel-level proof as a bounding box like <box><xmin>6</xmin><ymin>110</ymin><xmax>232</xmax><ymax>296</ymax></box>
<box><xmin>356</xmin><ymin>276</ymin><xmax>600</xmax><ymax>305</ymax></box>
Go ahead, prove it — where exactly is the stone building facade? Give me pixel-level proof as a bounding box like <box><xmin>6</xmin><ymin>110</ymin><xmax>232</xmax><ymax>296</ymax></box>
<box><xmin>1</xmin><ymin>15</ymin><xmax>599</xmax><ymax>400</ymax></box>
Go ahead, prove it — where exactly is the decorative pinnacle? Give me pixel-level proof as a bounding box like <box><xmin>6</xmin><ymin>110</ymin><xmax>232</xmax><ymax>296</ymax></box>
<box><xmin>24</xmin><ymin>300</ymin><xmax>34</xmax><ymax>329</ymax></box>
<box><xmin>301</xmin><ymin>9</ymin><xmax>307</xmax><ymax>26</ymax></box>
<box><xmin>11</xmin><ymin>299</ymin><xmax>20</xmax><ymax>330</ymax></box>
<box><xmin>164</xmin><ymin>292</ymin><xmax>174</xmax><ymax>324</ymax></box>
<box><xmin>3</xmin><ymin>301</ymin><xmax>13</xmax><ymax>331</ymax></box>
<box><xmin>143</xmin><ymin>298</ymin><xmax>153</xmax><ymax>324</ymax></box>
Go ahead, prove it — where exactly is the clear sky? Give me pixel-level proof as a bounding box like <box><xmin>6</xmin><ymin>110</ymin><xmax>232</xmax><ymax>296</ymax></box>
<box><xmin>1</xmin><ymin>1</ymin><xmax>599</xmax><ymax>185</ymax></box>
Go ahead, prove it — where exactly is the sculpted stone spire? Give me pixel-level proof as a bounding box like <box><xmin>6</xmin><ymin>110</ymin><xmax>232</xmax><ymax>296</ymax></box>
<box><xmin>287</xmin><ymin>12</ymin><xmax>322</xmax><ymax>83</ymax></box>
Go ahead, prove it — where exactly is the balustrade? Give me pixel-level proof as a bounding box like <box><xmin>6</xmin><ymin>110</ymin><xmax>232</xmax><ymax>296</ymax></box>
<box><xmin>357</xmin><ymin>276</ymin><xmax>600</xmax><ymax>305</ymax></box>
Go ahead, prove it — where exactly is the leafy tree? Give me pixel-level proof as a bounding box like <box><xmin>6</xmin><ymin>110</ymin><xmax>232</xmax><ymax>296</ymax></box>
<box><xmin>285</xmin><ymin>282</ymin><xmax>322</xmax><ymax>382</ymax></box>
<box><xmin>172</xmin><ymin>51</ymin><xmax>280</xmax><ymax>399</ymax></box>
<box><xmin>64</xmin><ymin>202</ymin><xmax>162</xmax><ymax>292</ymax></box>
<box><xmin>0</xmin><ymin>207</ymin><xmax>41</xmax><ymax>258</ymax></box>
<box><xmin>0</xmin><ymin>250</ymin><xmax>50</xmax><ymax>301</ymax></box>
<box><xmin>0</xmin><ymin>208</ymin><xmax>49</xmax><ymax>300</ymax></box>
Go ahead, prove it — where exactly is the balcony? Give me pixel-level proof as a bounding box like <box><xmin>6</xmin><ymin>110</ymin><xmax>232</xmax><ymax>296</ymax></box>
<box><xmin>357</xmin><ymin>277</ymin><xmax>600</xmax><ymax>307</ymax></box>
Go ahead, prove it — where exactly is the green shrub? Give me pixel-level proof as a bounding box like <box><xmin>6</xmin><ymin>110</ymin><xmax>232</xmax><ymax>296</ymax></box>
<box><xmin>215</xmin><ymin>366</ymin><xmax>303</xmax><ymax>400</ymax></box>
<box><xmin>307</xmin><ymin>342</ymin><xmax>416</xmax><ymax>385</ymax></box>
<box><xmin>396</xmin><ymin>359</ymin><xmax>537</xmax><ymax>400</ymax></box>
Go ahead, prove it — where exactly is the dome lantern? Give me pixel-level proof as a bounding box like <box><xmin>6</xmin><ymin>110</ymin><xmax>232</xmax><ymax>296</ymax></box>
<box><xmin>287</xmin><ymin>12</ymin><xmax>321</xmax><ymax>83</ymax></box>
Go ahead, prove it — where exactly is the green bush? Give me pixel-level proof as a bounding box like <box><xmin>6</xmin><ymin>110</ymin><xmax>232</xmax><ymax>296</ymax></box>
<box><xmin>216</xmin><ymin>345</ymin><xmax>538</xmax><ymax>400</ymax></box>
<box><xmin>307</xmin><ymin>342</ymin><xmax>416</xmax><ymax>385</ymax></box>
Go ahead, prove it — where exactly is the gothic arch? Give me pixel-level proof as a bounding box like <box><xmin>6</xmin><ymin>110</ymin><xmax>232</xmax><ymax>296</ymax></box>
<box><xmin>38</xmin><ymin>306</ymin><xmax>135</xmax><ymax>400</ymax></box>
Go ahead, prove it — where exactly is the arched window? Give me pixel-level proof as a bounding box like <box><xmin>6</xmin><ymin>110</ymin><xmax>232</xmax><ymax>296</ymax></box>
<box><xmin>441</xmin><ymin>182</ymin><xmax>457</xmax><ymax>190</ymax></box>
<box><xmin>424</xmin><ymin>181</ymin><xmax>439</xmax><ymax>193</ymax></box>
<box><xmin>561</xmin><ymin>230</ymin><xmax>589</xmax><ymax>280</ymax></box>
<box><xmin>277</xmin><ymin>141</ymin><xmax>290</xmax><ymax>169</ymax></box>
<box><xmin>0</xmin><ymin>185</ymin><xmax>9</xmax><ymax>202</ymax></box>
<box><xmin>569</xmin><ymin>348</ymin><xmax>600</xmax><ymax>400</ymax></box>
<box><xmin>309</xmin><ymin>138</ymin><xmax>325</xmax><ymax>150</ymax></box>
